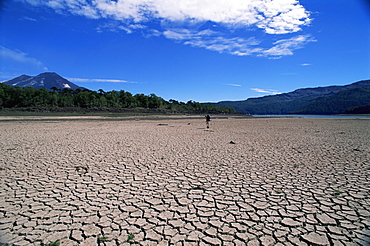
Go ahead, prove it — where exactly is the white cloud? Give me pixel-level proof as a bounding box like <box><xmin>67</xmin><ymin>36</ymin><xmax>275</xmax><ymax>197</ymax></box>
<box><xmin>260</xmin><ymin>34</ymin><xmax>316</xmax><ymax>58</ymax></box>
<box><xmin>301</xmin><ymin>63</ymin><xmax>311</xmax><ymax>66</ymax></box>
<box><xmin>0</xmin><ymin>45</ymin><xmax>48</xmax><ymax>70</ymax></box>
<box><xmin>68</xmin><ymin>77</ymin><xmax>136</xmax><ymax>83</ymax></box>
<box><xmin>97</xmin><ymin>21</ymin><xmax>146</xmax><ymax>33</ymax></box>
<box><xmin>22</xmin><ymin>0</ymin><xmax>313</xmax><ymax>58</ymax></box>
<box><xmin>225</xmin><ymin>83</ymin><xmax>242</xmax><ymax>87</ymax></box>
<box><xmin>251</xmin><ymin>88</ymin><xmax>282</xmax><ymax>94</ymax></box>
<box><xmin>164</xmin><ymin>28</ymin><xmax>261</xmax><ymax>54</ymax></box>
<box><xmin>163</xmin><ymin>29</ymin><xmax>315</xmax><ymax>58</ymax></box>
<box><xmin>23</xmin><ymin>0</ymin><xmax>311</xmax><ymax>33</ymax></box>
<box><xmin>22</xmin><ymin>16</ymin><xmax>37</xmax><ymax>21</ymax></box>
<box><xmin>256</xmin><ymin>0</ymin><xmax>311</xmax><ymax>34</ymax></box>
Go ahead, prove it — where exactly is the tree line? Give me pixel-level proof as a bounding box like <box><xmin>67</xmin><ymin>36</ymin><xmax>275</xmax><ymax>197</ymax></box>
<box><xmin>215</xmin><ymin>86</ymin><xmax>370</xmax><ymax>115</ymax></box>
<box><xmin>291</xmin><ymin>87</ymin><xmax>370</xmax><ymax>115</ymax></box>
<box><xmin>344</xmin><ymin>105</ymin><xmax>370</xmax><ymax>114</ymax></box>
<box><xmin>0</xmin><ymin>84</ymin><xmax>235</xmax><ymax>114</ymax></box>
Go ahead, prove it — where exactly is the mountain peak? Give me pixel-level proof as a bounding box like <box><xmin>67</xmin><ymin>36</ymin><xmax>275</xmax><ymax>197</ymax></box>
<box><xmin>3</xmin><ymin>72</ymin><xmax>84</xmax><ymax>91</ymax></box>
<box><xmin>39</xmin><ymin>72</ymin><xmax>60</xmax><ymax>76</ymax></box>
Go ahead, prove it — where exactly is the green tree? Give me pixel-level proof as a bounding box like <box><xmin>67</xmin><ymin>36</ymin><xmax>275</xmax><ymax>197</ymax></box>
<box><xmin>105</xmin><ymin>90</ymin><xmax>120</xmax><ymax>107</ymax></box>
<box><xmin>148</xmin><ymin>93</ymin><xmax>164</xmax><ymax>108</ymax></box>
<box><xmin>0</xmin><ymin>83</ymin><xmax>13</xmax><ymax>107</ymax></box>
<box><xmin>34</xmin><ymin>88</ymin><xmax>50</xmax><ymax>106</ymax></box>
<box><xmin>74</xmin><ymin>91</ymin><xmax>90</xmax><ymax>107</ymax></box>
<box><xmin>18</xmin><ymin>87</ymin><xmax>36</xmax><ymax>107</ymax></box>
<box><xmin>119</xmin><ymin>90</ymin><xmax>135</xmax><ymax>108</ymax></box>
<box><xmin>134</xmin><ymin>94</ymin><xmax>149</xmax><ymax>108</ymax></box>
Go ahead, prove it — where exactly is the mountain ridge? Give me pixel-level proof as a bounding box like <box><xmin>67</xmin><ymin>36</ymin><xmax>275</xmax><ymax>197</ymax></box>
<box><xmin>2</xmin><ymin>72</ymin><xmax>84</xmax><ymax>91</ymax></box>
<box><xmin>213</xmin><ymin>79</ymin><xmax>370</xmax><ymax>114</ymax></box>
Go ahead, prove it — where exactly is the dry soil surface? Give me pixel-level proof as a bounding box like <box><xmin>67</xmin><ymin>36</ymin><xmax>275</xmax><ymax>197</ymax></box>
<box><xmin>0</xmin><ymin>117</ymin><xmax>369</xmax><ymax>246</ymax></box>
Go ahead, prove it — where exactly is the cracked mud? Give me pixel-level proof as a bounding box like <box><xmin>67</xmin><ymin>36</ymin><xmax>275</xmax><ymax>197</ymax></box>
<box><xmin>0</xmin><ymin>117</ymin><xmax>369</xmax><ymax>245</ymax></box>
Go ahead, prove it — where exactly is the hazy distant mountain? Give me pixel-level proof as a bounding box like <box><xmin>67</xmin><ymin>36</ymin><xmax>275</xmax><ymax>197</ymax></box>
<box><xmin>213</xmin><ymin>80</ymin><xmax>370</xmax><ymax>114</ymax></box>
<box><xmin>2</xmin><ymin>72</ymin><xmax>84</xmax><ymax>91</ymax></box>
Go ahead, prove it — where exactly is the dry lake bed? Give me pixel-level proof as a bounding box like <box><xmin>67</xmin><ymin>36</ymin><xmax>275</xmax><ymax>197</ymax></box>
<box><xmin>0</xmin><ymin>116</ymin><xmax>369</xmax><ymax>245</ymax></box>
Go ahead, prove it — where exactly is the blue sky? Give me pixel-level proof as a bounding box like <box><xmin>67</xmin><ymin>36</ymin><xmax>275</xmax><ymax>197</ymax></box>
<box><xmin>1</xmin><ymin>0</ymin><xmax>369</xmax><ymax>102</ymax></box>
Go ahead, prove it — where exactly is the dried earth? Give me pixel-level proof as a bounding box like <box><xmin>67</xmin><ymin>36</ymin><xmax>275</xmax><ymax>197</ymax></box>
<box><xmin>0</xmin><ymin>117</ymin><xmax>369</xmax><ymax>245</ymax></box>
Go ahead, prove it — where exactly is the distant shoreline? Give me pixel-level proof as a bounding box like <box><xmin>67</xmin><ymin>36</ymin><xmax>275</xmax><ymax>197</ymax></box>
<box><xmin>253</xmin><ymin>114</ymin><xmax>370</xmax><ymax>118</ymax></box>
<box><xmin>0</xmin><ymin>113</ymin><xmax>252</xmax><ymax>122</ymax></box>
<box><xmin>1</xmin><ymin>111</ymin><xmax>368</xmax><ymax>121</ymax></box>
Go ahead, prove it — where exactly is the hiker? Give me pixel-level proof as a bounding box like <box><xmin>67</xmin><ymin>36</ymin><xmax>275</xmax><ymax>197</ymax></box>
<box><xmin>205</xmin><ymin>115</ymin><xmax>211</xmax><ymax>128</ymax></box>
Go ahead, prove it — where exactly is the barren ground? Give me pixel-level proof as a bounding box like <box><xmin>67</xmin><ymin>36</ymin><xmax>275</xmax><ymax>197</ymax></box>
<box><xmin>0</xmin><ymin>117</ymin><xmax>369</xmax><ymax>245</ymax></box>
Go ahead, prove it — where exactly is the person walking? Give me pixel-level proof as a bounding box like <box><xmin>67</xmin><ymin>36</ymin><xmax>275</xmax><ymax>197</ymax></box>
<box><xmin>205</xmin><ymin>115</ymin><xmax>211</xmax><ymax>128</ymax></box>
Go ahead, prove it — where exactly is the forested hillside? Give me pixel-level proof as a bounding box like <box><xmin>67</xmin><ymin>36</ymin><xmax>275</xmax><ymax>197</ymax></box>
<box><xmin>292</xmin><ymin>87</ymin><xmax>370</xmax><ymax>114</ymax></box>
<box><xmin>0</xmin><ymin>84</ymin><xmax>235</xmax><ymax>114</ymax></box>
<box><xmin>213</xmin><ymin>80</ymin><xmax>370</xmax><ymax>115</ymax></box>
